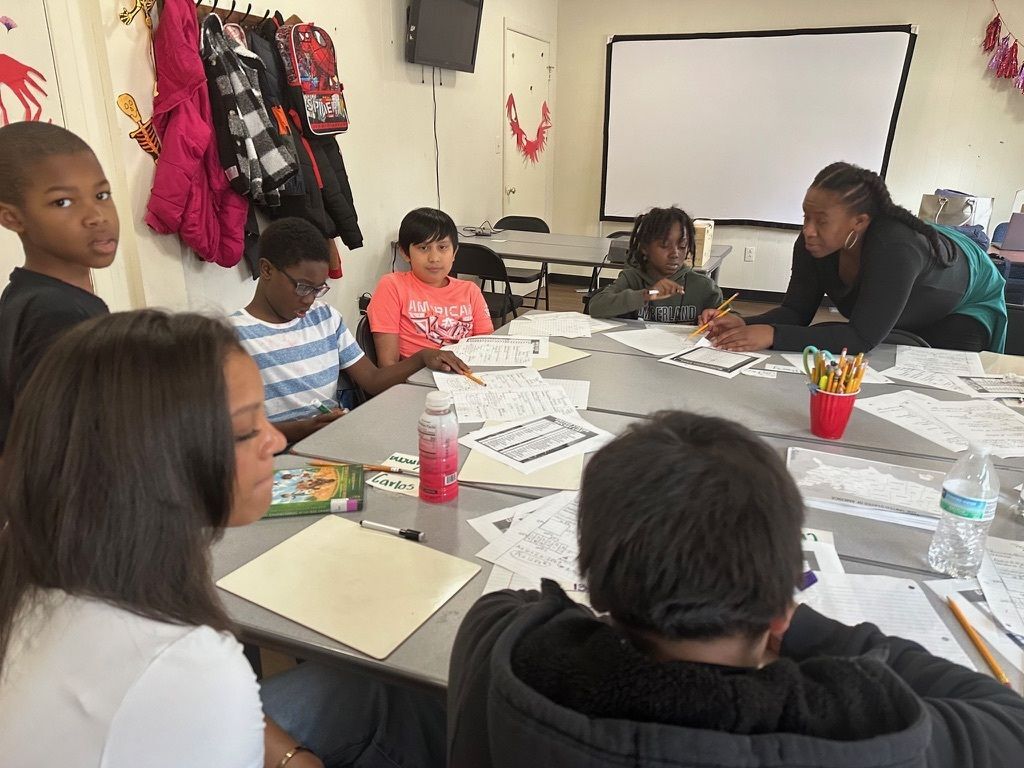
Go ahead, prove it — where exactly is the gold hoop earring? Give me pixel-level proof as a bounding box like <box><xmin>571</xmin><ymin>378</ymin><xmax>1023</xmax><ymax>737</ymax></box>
<box><xmin>844</xmin><ymin>230</ymin><xmax>859</xmax><ymax>250</ymax></box>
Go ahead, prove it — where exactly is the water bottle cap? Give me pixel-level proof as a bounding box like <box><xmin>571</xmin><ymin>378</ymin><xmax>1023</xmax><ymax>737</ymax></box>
<box><xmin>425</xmin><ymin>391</ymin><xmax>453</xmax><ymax>410</ymax></box>
<box><xmin>969</xmin><ymin>443</ymin><xmax>991</xmax><ymax>456</ymax></box>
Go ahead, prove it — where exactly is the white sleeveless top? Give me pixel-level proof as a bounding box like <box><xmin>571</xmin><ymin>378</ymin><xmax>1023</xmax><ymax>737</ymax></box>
<box><xmin>0</xmin><ymin>590</ymin><xmax>264</xmax><ymax>767</ymax></box>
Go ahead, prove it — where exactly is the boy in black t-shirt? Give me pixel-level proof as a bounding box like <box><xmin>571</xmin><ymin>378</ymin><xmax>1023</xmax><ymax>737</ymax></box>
<box><xmin>0</xmin><ymin>123</ymin><xmax>119</xmax><ymax>452</ymax></box>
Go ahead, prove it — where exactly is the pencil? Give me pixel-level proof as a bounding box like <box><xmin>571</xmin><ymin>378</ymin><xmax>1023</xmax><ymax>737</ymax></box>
<box><xmin>717</xmin><ymin>292</ymin><xmax>740</xmax><ymax>312</ymax></box>
<box><xmin>688</xmin><ymin>307</ymin><xmax>733</xmax><ymax>338</ymax></box>
<box><xmin>363</xmin><ymin>464</ymin><xmax>415</xmax><ymax>475</ymax></box>
<box><xmin>947</xmin><ymin>597</ymin><xmax>1011</xmax><ymax>686</ymax></box>
<box><xmin>463</xmin><ymin>371</ymin><xmax>487</xmax><ymax>387</ymax></box>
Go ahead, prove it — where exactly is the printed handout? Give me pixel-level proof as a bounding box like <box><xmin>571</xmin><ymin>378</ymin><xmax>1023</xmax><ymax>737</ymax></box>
<box><xmin>659</xmin><ymin>346</ymin><xmax>767</xmax><ymax>378</ymax></box>
<box><xmin>459</xmin><ymin>414</ymin><xmax>612</xmax><ymax>474</ymax></box>
<box><xmin>894</xmin><ymin>346</ymin><xmax>985</xmax><ymax>377</ymax></box>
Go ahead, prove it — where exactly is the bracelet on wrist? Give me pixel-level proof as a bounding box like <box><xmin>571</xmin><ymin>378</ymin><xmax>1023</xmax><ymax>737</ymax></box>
<box><xmin>278</xmin><ymin>745</ymin><xmax>313</xmax><ymax>768</ymax></box>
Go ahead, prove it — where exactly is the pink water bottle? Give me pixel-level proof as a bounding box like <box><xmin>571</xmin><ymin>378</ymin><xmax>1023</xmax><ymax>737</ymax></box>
<box><xmin>418</xmin><ymin>391</ymin><xmax>459</xmax><ymax>503</ymax></box>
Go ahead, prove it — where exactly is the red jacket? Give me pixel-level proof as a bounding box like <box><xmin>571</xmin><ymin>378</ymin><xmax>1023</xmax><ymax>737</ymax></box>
<box><xmin>145</xmin><ymin>0</ymin><xmax>248</xmax><ymax>267</ymax></box>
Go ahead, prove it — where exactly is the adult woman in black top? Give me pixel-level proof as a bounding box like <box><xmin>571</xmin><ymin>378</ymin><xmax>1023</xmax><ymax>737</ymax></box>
<box><xmin>705</xmin><ymin>162</ymin><xmax>1006</xmax><ymax>354</ymax></box>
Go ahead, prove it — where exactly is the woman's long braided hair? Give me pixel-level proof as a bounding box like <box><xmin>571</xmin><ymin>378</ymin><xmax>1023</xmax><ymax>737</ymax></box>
<box><xmin>812</xmin><ymin>162</ymin><xmax>951</xmax><ymax>266</ymax></box>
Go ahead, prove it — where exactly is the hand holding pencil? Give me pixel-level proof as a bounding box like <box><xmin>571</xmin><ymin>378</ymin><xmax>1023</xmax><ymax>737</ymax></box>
<box><xmin>691</xmin><ymin>293</ymin><xmax>740</xmax><ymax>338</ymax></box>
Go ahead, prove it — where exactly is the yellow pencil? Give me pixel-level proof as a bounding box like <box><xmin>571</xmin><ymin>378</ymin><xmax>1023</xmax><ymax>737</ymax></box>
<box><xmin>688</xmin><ymin>306</ymin><xmax>733</xmax><ymax>338</ymax></box>
<box><xmin>717</xmin><ymin>292</ymin><xmax>740</xmax><ymax>312</ymax></box>
<box><xmin>947</xmin><ymin>597</ymin><xmax>1011</xmax><ymax>686</ymax></box>
<box><xmin>463</xmin><ymin>371</ymin><xmax>487</xmax><ymax>387</ymax></box>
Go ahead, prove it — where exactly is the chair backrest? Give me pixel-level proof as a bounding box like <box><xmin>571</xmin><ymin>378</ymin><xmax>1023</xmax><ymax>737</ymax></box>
<box><xmin>452</xmin><ymin>243</ymin><xmax>511</xmax><ymax>284</ymax></box>
<box><xmin>494</xmin><ymin>215</ymin><xmax>550</xmax><ymax>233</ymax></box>
<box><xmin>355</xmin><ymin>312</ymin><xmax>378</xmax><ymax>366</ymax></box>
<box><xmin>882</xmin><ymin>329</ymin><xmax>930</xmax><ymax>347</ymax></box>
<box><xmin>606</xmin><ymin>230</ymin><xmax>631</xmax><ymax>239</ymax></box>
<box><xmin>1006</xmin><ymin>303</ymin><xmax>1024</xmax><ymax>357</ymax></box>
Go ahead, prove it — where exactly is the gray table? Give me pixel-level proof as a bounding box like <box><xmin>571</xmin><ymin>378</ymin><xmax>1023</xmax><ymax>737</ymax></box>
<box><xmin>214</xmin><ymin>347</ymin><xmax>1024</xmax><ymax>692</ymax></box>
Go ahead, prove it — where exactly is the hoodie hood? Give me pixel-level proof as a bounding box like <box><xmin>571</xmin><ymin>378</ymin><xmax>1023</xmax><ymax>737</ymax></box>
<box><xmin>483</xmin><ymin>581</ymin><xmax>932</xmax><ymax>768</ymax></box>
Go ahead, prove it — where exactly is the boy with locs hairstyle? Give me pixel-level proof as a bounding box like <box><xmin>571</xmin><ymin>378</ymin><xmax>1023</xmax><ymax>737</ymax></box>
<box><xmin>448</xmin><ymin>411</ymin><xmax>1024</xmax><ymax>768</ymax></box>
<box><xmin>0</xmin><ymin>122</ymin><xmax>119</xmax><ymax>453</ymax></box>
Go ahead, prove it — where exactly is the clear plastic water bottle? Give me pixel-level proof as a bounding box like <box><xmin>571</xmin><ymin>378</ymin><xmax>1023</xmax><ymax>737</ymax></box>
<box><xmin>927</xmin><ymin>444</ymin><xmax>1000</xmax><ymax>577</ymax></box>
<box><xmin>418</xmin><ymin>391</ymin><xmax>459</xmax><ymax>503</ymax></box>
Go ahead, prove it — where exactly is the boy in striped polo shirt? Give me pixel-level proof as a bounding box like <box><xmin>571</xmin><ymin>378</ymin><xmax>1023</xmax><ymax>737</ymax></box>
<box><xmin>231</xmin><ymin>217</ymin><xmax>470</xmax><ymax>444</ymax></box>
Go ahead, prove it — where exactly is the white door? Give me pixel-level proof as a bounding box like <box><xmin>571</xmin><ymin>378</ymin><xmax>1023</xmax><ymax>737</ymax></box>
<box><xmin>502</xmin><ymin>27</ymin><xmax>551</xmax><ymax>221</ymax></box>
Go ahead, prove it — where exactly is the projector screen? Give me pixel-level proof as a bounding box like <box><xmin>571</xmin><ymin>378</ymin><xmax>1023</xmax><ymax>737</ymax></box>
<box><xmin>600</xmin><ymin>26</ymin><xmax>916</xmax><ymax>227</ymax></box>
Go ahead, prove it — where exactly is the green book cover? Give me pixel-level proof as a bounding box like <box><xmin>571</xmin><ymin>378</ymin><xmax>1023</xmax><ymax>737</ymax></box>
<box><xmin>264</xmin><ymin>464</ymin><xmax>364</xmax><ymax>517</ymax></box>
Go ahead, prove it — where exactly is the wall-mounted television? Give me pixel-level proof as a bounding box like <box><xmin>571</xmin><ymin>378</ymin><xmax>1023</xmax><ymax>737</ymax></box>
<box><xmin>405</xmin><ymin>0</ymin><xmax>485</xmax><ymax>73</ymax></box>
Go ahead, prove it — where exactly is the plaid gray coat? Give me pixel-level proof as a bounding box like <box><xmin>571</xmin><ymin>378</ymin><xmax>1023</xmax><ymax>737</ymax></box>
<box><xmin>201</xmin><ymin>14</ymin><xmax>296</xmax><ymax>206</ymax></box>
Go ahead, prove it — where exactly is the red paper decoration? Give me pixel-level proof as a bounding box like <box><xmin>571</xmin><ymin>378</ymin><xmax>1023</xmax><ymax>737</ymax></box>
<box><xmin>981</xmin><ymin>6</ymin><xmax>1024</xmax><ymax>94</ymax></box>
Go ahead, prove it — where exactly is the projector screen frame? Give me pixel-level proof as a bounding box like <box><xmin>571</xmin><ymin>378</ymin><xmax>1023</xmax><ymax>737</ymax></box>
<box><xmin>599</xmin><ymin>25</ymin><xmax>917</xmax><ymax>228</ymax></box>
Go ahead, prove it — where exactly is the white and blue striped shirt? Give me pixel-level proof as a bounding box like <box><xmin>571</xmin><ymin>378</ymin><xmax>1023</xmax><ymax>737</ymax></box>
<box><xmin>229</xmin><ymin>303</ymin><xmax>364</xmax><ymax>422</ymax></box>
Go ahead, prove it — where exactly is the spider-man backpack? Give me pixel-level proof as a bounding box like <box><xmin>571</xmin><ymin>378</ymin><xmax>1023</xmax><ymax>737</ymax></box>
<box><xmin>276</xmin><ymin>22</ymin><xmax>349</xmax><ymax>136</ymax></box>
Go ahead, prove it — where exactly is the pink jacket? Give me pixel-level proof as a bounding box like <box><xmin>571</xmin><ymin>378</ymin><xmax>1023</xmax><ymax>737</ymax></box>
<box><xmin>145</xmin><ymin>0</ymin><xmax>248</xmax><ymax>267</ymax></box>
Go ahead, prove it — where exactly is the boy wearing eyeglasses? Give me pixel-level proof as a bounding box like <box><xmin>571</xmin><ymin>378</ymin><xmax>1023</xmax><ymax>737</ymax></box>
<box><xmin>230</xmin><ymin>217</ymin><xmax>471</xmax><ymax>444</ymax></box>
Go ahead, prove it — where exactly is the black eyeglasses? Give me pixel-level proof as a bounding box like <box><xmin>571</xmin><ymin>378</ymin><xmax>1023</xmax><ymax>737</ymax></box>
<box><xmin>278</xmin><ymin>267</ymin><xmax>330</xmax><ymax>299</ymax></box>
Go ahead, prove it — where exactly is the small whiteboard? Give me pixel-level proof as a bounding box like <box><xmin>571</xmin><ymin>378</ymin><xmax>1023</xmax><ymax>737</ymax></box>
<box><xmin>601</xmin><ymin>26</ymin><xmax>916</xmax><ymax>227</ymax></box>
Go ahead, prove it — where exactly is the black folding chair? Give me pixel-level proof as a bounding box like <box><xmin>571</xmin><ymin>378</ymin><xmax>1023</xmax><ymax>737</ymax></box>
<box><xmin>490</xmin><ymin>215</ymin><xmax>549</xmax><ymax>309</ymax></box>
<box><xmin>452</xmin><ymin>243</ymin><xmax>524</xmax><ymax>326</ymax></box>
<box><xmin>582</xmin><ymin>232</ymin><xmax>631</xmax><ymax>314</ymax></box>
<box><xmin>881</xmin><ymin>329</ymin><xmax>930</xmax><ymax>347</ymax></box>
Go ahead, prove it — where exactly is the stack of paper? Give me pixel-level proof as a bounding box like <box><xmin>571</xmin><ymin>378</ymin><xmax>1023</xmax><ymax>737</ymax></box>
<box><xmin>856</xmin><ymin>390</ymin><xmax>1024</xmax><ymax>457</ymax></box>
<box><xmin>978</xmin><ymin>538</ymin><xmax>1024</xmax><ymax>638</ymax></box>
<box><xmin>472</xmin><ymin>492</ymin><xmax>589</xmax><ymax>601</ymax></box>
<box><xmin>786</xmin><ymin>447</ymin><xmax>943</xmax><ymax>530</ymax></box>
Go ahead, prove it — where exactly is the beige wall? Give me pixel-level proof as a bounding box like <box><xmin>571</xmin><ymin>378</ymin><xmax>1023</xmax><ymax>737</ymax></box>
<box><xmin>3</xmin><ymin>0</ymin><xmax>558</xmax><ymax>320</ymax></box>
<box><xmin>553</xmin><ymin>0</ymin><xmax>1024</xmax><ymax>292</ymax></box>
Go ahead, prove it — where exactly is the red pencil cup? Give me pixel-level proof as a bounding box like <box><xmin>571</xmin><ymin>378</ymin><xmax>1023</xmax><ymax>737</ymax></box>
<box><xmin>809</xmin><ymin>389</ymin><xmax>857</xmax><ymax>440</ymax></box>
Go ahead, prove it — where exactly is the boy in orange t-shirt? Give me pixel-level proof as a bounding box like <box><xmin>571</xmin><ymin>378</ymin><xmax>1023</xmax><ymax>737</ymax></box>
<box><xmin>369</xmin><ymin>208</ymin><xmax>493</xmax><ymax>365</ymax></box>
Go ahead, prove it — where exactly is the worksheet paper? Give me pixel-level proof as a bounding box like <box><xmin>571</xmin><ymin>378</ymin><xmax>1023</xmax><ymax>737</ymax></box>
<box><xmin>443</xmin><ymin>335</ymin><xmax>548</xmax><ymax>367</ymax></box>
<box><xmin>458</xmin><ymin>449</ymin><xmax>583</xmax><ymax>491</ymax></box>
<box><xmin>780</xmin><ymin>354</ymin><xmax>892</xmax><ymax>385</ymax></box>
<box><xmin>452</xmin><ymin>386</ymin><xmax>577</xmax><ymax>423</ymax></box>
<box><xmin>979</xmin><ymin>538</ymin><xmax>1024</xmax><ymax>637</ymax></box>
<box><xmin>433</xmin><ymin>369</ymin><xmax>590</xmax><ymax>409</ymax></box>
<box><xmin>786</xmin><ymin>447</ymin><xmax>943</xmax><ymax>530</ymax></box>
<box><xmin>904</xmin><ymin>398</ymin><xmax>1024</xmax><ymax>458</ymax></box>
<box><xmin>476</xmin><ymin>491</ymin><xmax>582</xmax><ymax>584</ymax></box>
<box><xmin>434</xmin><ymin>368</ymin><xmax>544</xmax><ymax>392</ymax></box>
<box><xmin>460</xmin><ymin>414</ymin><xmax>612</xmax><ymax>474</ymax></box>
<box><xmin>542</xmin><ymin>378</ymin><xmax>591</xmax><ymax>409</ymax></box>
<box><xmin>660</xmin><ymin>346</ymin><xmax>768</xmax><ymax>378</ymax></box>
<box><xmin>881</xmin><ymin>366</ymin><xmax>976</xmax><ymax>395</ymax></box>
<box><xmin>895</xmin><ymin>346</ymin><xmax>986</xmax><ymax>377</ymax></box>
<box><xmin>797</xmin><ymin>574</ymin><xmax>975</xmax><ymax>669</ymax></box>
<box><xmin>507</xmin><ymin>314</ymin><xmax>592</xmax><ymax>339</ymax></box>
<box><xmin>605</xmin><ymin>328</ymin><xmax>709</xmax><ymax>356</ymax></box>
<box><xmin>926</xmin><ymin>578</ymin><xmax>1024</xmax><ymax>674</ymax></box>
<box><xmin>855</xmin><ymin>391</ymin><xmax>969</xmax><ymax>453</ymax></box>
<box><xmin>765</xmin><ymin>363</ymin><xmax>804</xmax><ymax>375</ymax></box>
<box><xmin>467</xmin><ymin>497</ymin><xmax>550</xmax><ymax>543</ymax></box>
<box><xmin>958</xmin><ymin>375</ymin><xmax>1024</xmax><ymax>398</ymax></box>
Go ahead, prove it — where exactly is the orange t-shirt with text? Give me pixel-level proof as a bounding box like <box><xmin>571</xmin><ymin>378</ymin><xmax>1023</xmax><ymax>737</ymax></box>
<box><xmin>368</xmin><ymin>271</ymin><xmax>494</xmax><ymax>359</ymax></box>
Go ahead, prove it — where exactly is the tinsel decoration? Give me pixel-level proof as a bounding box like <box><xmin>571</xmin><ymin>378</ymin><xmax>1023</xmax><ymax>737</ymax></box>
<box><xmin>989</xmin><ymin>35</ymin><xmax>1011</xmax><ymax>72</ymax></box>
<box><xmin>997</xmin><ymin>40</ymin><xmax>1019</xmax><ymax>78</ymax></box>
<box><xmin>984</xmin><ymin>14</ymin><xmax>1002</xmax><ymax>51</ymax></box>
<box><xmin>1015</xmin><ymin>61</ymin><xmax>1024</xmax><ymax>93</ymax></box>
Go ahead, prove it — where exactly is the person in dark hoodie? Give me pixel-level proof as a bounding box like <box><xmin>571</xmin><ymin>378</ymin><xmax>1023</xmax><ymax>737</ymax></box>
<box><xmin>588</xmin><ymin>206</ymin><xmax>723</xmax><ymax>322</ymax></box>
<box><xmin>448</xmin><ymin>411</ymin><xmax>1024</xmax><ymax>768</ymax></box>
